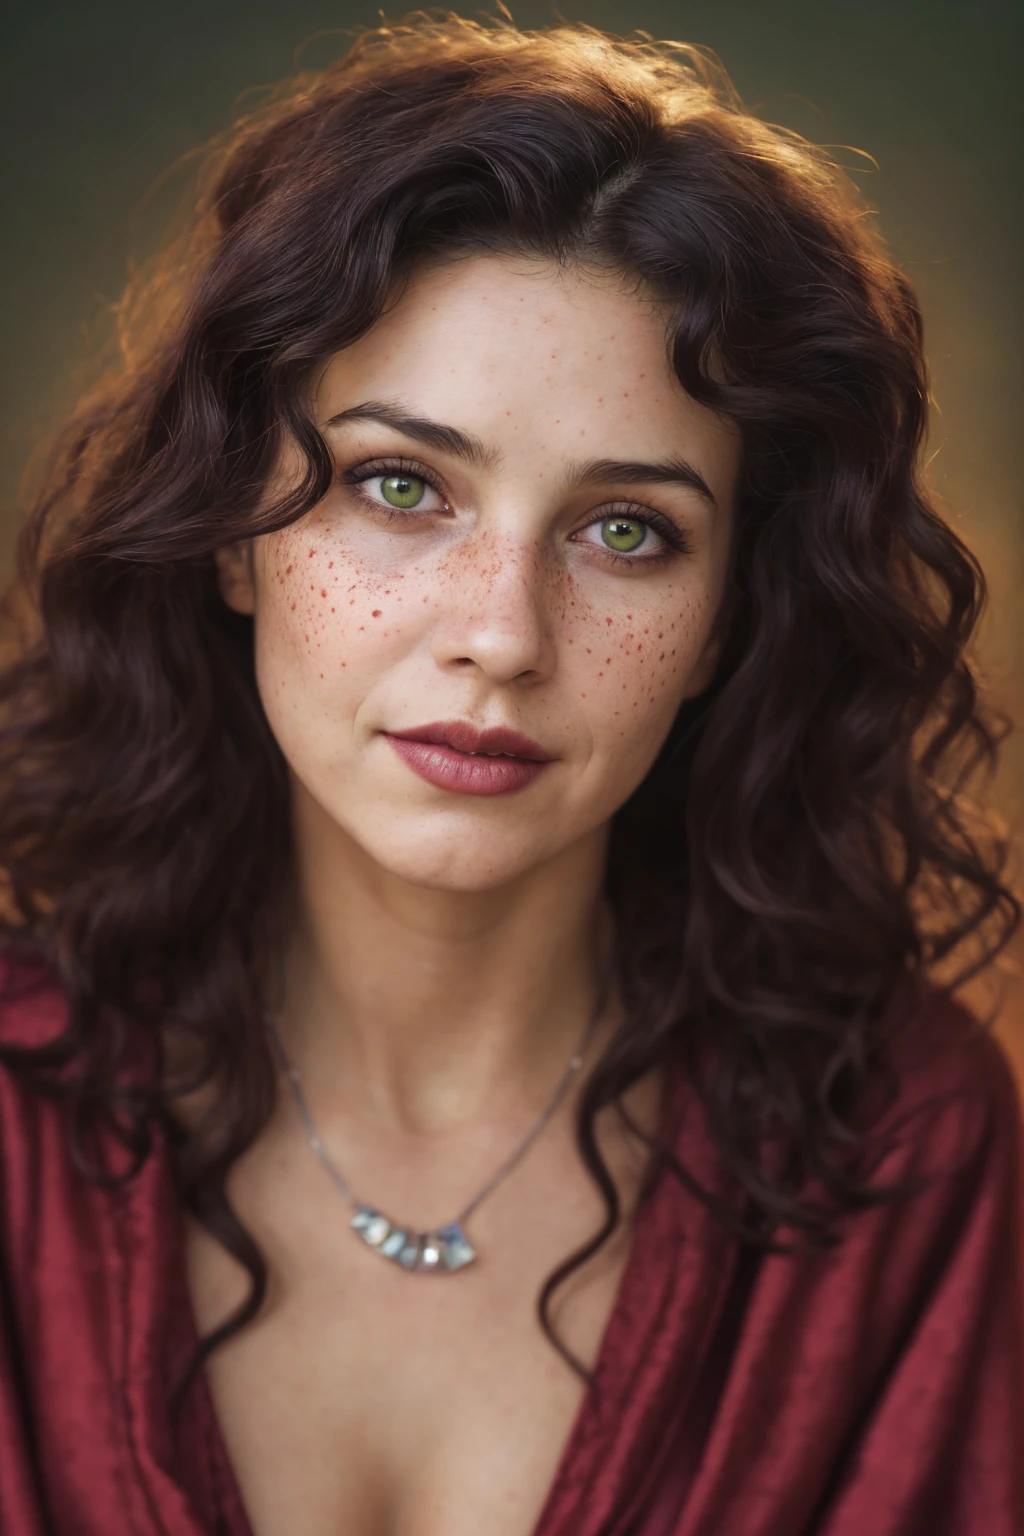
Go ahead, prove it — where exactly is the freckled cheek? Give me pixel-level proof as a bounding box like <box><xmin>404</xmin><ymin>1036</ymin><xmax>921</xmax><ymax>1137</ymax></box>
<box><xmin>259</xmin><ymin>541</ymin><xmax>425</xmax><ymax>680</ymax></box>
<box><xmin>572</xmin><ymin>602</ymin><xmax>705</xmax><ymax>717</ymax></box>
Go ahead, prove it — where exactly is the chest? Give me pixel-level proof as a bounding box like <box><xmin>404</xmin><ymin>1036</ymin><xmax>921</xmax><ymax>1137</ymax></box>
<box><xmin>185</xmin><ymin>1111</ymin><xmax>649</xmax><ymax>1536</ymax></box>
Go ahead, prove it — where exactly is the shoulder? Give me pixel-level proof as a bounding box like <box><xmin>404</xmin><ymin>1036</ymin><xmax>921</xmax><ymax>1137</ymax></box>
<box><xmin>0</xmin><ymin>952</ymin><xmax>72</xmax><ymax>1054</ymax></box>
<box><xmin>0</xmin><ymin>953</ymin><xmax>76</xmax><ymax>1157</ymax></box>
<box><xmin>0</xmin><ymin>954</ymin><xmax>164</xmax><ymax>1240</ymax></box>
<box><xmin>872</xmin><ymin>981</ymin><xmax>1023</xmax><ymax>1183</ymax></box>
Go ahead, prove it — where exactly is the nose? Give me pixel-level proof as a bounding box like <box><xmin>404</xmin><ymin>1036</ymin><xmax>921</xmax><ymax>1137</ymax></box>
<box><xmin>429</xmin><ymin>533</ymin><xmax>557</xmax><ymax>685</ymax></box>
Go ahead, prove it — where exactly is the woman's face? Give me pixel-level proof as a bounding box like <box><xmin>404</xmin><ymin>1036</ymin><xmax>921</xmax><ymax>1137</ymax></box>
<box><xmin>217</xmin><ymin>254</ymin><xmax>739</xmax><ymax>892</ymax></box>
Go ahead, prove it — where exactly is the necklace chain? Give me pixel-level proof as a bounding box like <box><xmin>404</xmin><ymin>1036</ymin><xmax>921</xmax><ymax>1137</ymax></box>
<box><xmin>265</xmin><ymin>985</ymin><xmax>606</xmax><ymax>1271</ymax></box>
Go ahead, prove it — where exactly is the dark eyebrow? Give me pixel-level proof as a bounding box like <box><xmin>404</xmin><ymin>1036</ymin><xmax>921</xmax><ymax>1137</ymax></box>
<box><xmin>322</xmin><ymin>400</ymin><xmax>497</xmax><ymax>470</ymax></box>
<box><xmin>323</xmin><ymin>400</ymin><xmax>717</xmax><ymax>509</ymax></box>
<box><xmin>566</xmin><ymin>456</ymin><xmax>717</xmax><ymax>509</ymax></box>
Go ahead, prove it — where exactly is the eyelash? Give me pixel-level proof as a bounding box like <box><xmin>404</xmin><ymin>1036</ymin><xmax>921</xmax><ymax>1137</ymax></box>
<box><xmin>339</xmin><ymin>457</ymin><xmax>452</xmax><ymax>520</ymax></box>
<box><xmin>594</xmin><ymin>504</ymin><xmax>693</xmax><ymax>564</ymax></box>
<box><xmin>338</xmin><ymin>456</ymin><xmax>693</xmax><ymax>562</ymax></box>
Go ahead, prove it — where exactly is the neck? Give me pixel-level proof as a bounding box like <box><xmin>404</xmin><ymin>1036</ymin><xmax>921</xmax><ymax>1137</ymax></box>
<box><xmin>274</xmin><ymin>781</ymin><xmax>616</xmax><ymax>1134</ymax></box>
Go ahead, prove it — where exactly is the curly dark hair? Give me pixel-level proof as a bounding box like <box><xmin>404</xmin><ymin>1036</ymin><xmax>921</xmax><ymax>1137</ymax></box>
<box><xmin>0</xmin><ymin>14</ymin><xmax>1017</xmax><ymax>1404</ymax></box>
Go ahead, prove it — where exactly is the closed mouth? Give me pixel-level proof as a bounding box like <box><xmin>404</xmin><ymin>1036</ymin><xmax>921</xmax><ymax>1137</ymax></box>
<box><xmin>386</xmin><ymin>720</ymin><xmax>553</xmax><ymax>761</ymax></box>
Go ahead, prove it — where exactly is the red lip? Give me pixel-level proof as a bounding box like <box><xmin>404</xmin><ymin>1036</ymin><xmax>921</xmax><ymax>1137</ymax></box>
<box><xmin>384</xmin><ymin>719</ymin><xmax>554</xmax><ymax>797</ymax></box>
<box><xmin>389</xmin><ymin>721</ymin><xmax>553</xmax><ymax>760</ymax></box>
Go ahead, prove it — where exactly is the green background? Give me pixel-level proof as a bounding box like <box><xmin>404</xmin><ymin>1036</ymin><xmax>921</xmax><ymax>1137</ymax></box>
<box><xmin>2</xmin><ymin>0</ymin><xmax>1021</xmax><ymax>820</ymax></box>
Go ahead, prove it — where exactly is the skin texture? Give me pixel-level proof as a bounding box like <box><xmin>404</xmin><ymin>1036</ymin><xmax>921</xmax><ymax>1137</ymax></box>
<box><xmin>198</xmin><ymin>254</ymin><xmax>740</xmax><ymax>1536</ymax></box>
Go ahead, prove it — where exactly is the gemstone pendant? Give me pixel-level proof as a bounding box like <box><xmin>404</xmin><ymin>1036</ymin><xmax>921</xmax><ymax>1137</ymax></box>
<box><xmin>350</xmin><ymin>1206</ymin><xmax>477</xmax><ymax>1272</ymax></box>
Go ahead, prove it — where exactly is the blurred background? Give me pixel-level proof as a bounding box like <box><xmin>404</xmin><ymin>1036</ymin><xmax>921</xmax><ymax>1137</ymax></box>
<box><xmin>1</xmin><ymin>0</ymin><xmax>1021</xmax><ymax>1068</ymax></box>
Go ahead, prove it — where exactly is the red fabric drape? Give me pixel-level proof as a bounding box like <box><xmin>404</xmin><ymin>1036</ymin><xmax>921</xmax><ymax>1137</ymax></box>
<box><xmin>1</xmin><ymin>973</ymin><xmax>1022</xmax><ymax>1534</ymax></box>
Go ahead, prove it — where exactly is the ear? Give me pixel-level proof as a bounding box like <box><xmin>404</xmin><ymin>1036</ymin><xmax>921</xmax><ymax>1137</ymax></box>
<box><xmin>213</xmin><ymin>541</ymin><xmax>256</xmax><ymax>616</ymax></box>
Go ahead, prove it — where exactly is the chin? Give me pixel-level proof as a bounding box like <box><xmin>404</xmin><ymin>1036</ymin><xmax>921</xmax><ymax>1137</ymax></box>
<box><xmin>354</xmin><ymin>820</ymin><xmax>558</xmax><ymax>894</ymax></box>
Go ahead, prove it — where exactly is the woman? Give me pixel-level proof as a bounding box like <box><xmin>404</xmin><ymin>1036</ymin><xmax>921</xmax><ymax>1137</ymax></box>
<box><xmin>0</xmin><ymin>15</ymin><xmax>1020</xmax><ymax>1536</ymax></box>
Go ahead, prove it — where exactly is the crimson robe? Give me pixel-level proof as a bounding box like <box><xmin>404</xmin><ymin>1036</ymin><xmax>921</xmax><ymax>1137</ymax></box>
<box><xmin>1</xmin><ymin>971</ymin><xmax>1022</xmax><ymax>1534</ymax></box>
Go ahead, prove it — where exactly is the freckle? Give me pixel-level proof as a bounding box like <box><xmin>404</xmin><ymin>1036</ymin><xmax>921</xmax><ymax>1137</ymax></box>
<box><xmin>319</xmin><ymin>672</ymin><xmax>324</xmax><ymax>679</ymax></box>
<box><xmin>372</xmin><ymin>609</ymin><xmax>382</xmax><ymax>618</ymax></box>
<box><xmin>359</xmin><ymin>625</ymin><xmax>365</xmax><ymax>631</ymax></box>
<box><xmin>341</xmin><ymin>662</ymin><xmax>347</xmax><ymax>668</ymax></box>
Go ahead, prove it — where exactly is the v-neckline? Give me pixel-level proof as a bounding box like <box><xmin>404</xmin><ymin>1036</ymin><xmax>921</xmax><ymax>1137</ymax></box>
<box><xmin>156</xmin><ymin>1054</ymin><xmax>738</xmax><ymax>1536</ymax></box>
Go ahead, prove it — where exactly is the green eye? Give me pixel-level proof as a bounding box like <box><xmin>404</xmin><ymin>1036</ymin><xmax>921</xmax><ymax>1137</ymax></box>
<box><xmin>380</xmin><ymin>474</ymin><xmax>426</xmax><ymax>509</ymax></box>
<box><xmin>601</xmin><ymin>517</ymin><xmax>647</xmax><ymax>553</ymax></box>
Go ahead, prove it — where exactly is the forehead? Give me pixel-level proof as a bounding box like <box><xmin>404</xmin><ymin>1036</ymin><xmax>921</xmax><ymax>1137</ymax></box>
<box><xmin>312</xmin><ymin>253</ymin><xmax>739</xmax><ymax>497</ymax></box>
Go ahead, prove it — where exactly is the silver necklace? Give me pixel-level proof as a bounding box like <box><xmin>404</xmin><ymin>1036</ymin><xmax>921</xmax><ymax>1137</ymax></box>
<box><xmin>266</xmin><ymin>993</ymin><xmax>604</xmax><ymax>1275</ymax></box>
